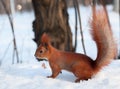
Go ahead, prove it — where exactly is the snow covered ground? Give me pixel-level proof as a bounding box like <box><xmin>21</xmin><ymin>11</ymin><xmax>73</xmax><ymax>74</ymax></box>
<box><xmin>0</xmin><ymin>60</ymin><xmax>120</xmax><ymax>89</ymax></box>
<box><xmin>0</xmin><ymin>5</ymin><xmax>120</xmax><ymax>89</ymax></box>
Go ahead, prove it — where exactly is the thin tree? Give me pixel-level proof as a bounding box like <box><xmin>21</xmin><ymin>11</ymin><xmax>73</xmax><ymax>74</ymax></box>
<box><xmin>74</xmin><ymin>0</ymin><xmax>87</xmax><ymax>54</ymax></box>
<box><xmin>73</xmin><ymin>0</ymin><xmax>78</xmax><ymax>52</ymax></box>
<box><xmin>1</xmin><ymin>0</ymin><xmax>19</xmax><ymax>64</ymax></box>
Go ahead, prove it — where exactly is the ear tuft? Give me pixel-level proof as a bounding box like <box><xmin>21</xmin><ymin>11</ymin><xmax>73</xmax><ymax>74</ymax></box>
<box><xmin>41</xmin><ymin>33</ymin><xmax>50</xmax><ymax>43</ymax></box>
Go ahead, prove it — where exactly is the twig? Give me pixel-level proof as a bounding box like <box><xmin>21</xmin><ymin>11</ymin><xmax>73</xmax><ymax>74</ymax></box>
<box><xmin>0</xmin><ymin>40</ymin><xmax>13</xmax><ymax>65</ymax></box>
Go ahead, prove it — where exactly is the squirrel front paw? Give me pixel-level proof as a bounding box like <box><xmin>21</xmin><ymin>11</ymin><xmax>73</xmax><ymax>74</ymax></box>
<box><xmin>47</xmin><ymin>76</ymin><xmax>53</xmax><ymax>78</ymax></box>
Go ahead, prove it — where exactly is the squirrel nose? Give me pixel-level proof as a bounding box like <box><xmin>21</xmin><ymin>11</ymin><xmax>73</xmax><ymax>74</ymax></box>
<box><xmin>34</xmin><ymin>53</ymin><xmax>37</xmax><ymax>57</ymax></box>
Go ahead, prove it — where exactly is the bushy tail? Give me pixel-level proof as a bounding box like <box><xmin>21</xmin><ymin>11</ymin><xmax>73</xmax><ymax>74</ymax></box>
<box><xmin>91</xmin><ymin>7</ymin><xmax>117</xmax><ymax>73</ymax></box>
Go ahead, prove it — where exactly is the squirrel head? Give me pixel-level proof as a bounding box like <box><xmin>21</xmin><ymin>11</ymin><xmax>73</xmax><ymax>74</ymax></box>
<box><xmin>35</xmin><ymin>33</ymin><xmax>51</xmax><ymax>61</ymax></box>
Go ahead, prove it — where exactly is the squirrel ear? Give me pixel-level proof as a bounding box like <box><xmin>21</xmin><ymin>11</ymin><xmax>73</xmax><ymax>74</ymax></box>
<box><xmin>41</xmin><ymin>33</ymin><xmax>50</xmax><ymax>43</ymax></box>
<box><xmin>44</xmin><ymin>42</ymin><xmax>48</xmax><ymax>50</ymax></box>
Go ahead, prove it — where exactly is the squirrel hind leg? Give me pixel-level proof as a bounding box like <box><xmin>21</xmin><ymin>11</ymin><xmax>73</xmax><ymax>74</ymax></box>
<box><xmin>73</xmin><ymin>69</ymin><xmax>93</xmax><ymax>82</ymax></box>
<box><xmin>75</xmin><ymin>77</ymin><xmax>90</xmax><ymax>83</ymax></box>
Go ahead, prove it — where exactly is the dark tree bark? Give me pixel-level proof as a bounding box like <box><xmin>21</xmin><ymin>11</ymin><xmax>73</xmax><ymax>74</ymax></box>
<box><xmin>32</xmin><ymin>0</ymin><xmax>73</xmax><ymax>51</ymax></box>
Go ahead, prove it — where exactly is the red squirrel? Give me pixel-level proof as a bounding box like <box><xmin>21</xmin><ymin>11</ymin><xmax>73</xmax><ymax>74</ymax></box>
<box><xmin>35</xmin><ymin>8</ymin><xmax>117</xmax><ymax>82</ymax></box>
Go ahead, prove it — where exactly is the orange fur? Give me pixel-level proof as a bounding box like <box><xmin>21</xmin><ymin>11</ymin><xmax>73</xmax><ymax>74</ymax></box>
<box><xmin>35</xmin><ymin>9</ymin><xmax>117</xmax><ymax>82</ymax></box>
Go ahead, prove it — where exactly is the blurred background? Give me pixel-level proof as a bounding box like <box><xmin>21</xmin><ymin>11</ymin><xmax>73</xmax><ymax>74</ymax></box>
<box><xmin>0</xmin><ymin>0</ymin><xmax>119</xmax><ymax>14</ymax></box>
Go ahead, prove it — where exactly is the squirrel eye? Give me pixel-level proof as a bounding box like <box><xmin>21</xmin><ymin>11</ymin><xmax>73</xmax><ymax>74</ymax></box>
<box><xmin>40</xmin><ymin>50</ymin><xmax>43</xmax><ymax>54</ymax></box>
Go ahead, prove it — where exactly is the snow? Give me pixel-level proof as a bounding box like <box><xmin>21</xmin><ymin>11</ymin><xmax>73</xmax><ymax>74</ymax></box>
<box><xmin>0</xmin><ymin>61</ymin><xmax>120</xmax><ymax>89</ymax></box>
<box><xmin>0</xmin><ymin>5</ymin><xmax>120</xmax><ymax>89</ymax></box>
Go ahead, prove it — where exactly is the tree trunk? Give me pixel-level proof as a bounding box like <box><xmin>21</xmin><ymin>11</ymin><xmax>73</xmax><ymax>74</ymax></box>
<box><xmin>113</xmin><ymin>0</ymin><xmax>119</xmax><ymax>13</ymax></box>
<box><xmin>32</xmin><ymin>0</ymin><xmax>73</xmax><ymax>51</ymax></box>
